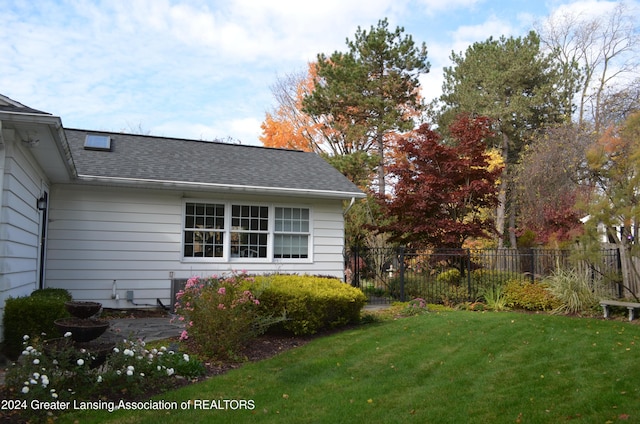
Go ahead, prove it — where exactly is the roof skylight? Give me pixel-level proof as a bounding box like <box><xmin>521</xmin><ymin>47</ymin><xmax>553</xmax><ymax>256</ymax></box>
<box><xmin>84</xmin><ymin>134</ymin><xmax>111</xmax><ymax>151</ymax></box>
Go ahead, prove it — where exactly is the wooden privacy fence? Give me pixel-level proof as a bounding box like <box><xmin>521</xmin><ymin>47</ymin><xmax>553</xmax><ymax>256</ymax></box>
<box><xmin>345</xmin><ymin>247</ymin><xmax>624</xmax><ymax>304</ymax></box>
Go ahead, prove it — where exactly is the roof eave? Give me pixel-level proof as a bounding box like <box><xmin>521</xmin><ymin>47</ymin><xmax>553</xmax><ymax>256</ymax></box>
<box><xmin>0</xmin><ymin>111</ymin><xmax>78</xmax><ymax>179</ymax></box>
<box><xmin>76</xmin><ymin>174</ymin><xmax>366</xmax><ymax>200</ymax></box>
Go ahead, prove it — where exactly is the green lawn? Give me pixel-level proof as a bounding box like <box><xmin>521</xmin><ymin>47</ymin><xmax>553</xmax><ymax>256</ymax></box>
<box><xmin>59</xmin><ymin>311</ymin><xmax>640</xmax><ymax>423</ymax></box>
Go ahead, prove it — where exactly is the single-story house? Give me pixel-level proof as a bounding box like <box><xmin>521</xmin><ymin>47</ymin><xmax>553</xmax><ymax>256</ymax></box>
<box><xmin>0</xmin><ymin>94</ymin><xmax>364</xmax><ymax>341</ymax></box>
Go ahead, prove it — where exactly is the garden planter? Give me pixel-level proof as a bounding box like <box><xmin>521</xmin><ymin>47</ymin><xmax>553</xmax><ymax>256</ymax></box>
<box><xmin>64</xmin><ymin>300</ymin><xmax>102</xmax><ymax>318</ymax></box>
<box><xmin>54</xmin><ymin>317</ymin><xmax>110</xmax><ymax>342</ymax></box>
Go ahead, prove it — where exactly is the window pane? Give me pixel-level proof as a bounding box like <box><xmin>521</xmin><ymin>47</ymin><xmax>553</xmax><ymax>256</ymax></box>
<box><xmin>273</xmin><ymin>208</ymin><xmax>309</xmax><ymax>259</ymax></box>
<box><xmin>184</xmin><ymin>202</ymin><xmax>225</xmax><ymax>258</ymax></box>
<box><xmin>275</xmin><ymin>207</ymin><xmax>309</xmax><ymax>235</ymax></box>
<box><xmin>230</xmin><ymin>204</ymin><xmax>269</xmax><ymax>258</ymax></box>
<box><xmin>274</xmin><ymin>234</ymin><xmax>308</xmax><ymax>258</ymax></box>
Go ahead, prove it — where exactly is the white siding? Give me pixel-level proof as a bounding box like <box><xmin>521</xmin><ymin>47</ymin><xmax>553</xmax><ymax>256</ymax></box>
<box><xmin>0</xmin><ymin>139</ymin><xmax>48</xmax><ymax>341</ymax></box>
<box><xmin>45</xmin><ymin>185</ymin><xmax>347</xmax><ymax>309</ymax></box>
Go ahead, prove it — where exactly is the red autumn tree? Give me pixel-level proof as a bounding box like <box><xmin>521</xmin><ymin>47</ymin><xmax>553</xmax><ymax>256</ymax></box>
<box><xmin>380</xmin><ymin>115</ymin><xmax>503</xmax><ymax>248</ymax></box>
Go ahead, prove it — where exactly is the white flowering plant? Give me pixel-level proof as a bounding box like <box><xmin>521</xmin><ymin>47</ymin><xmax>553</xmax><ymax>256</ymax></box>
<box><xmin>4</xmin><ymin>332</ymin><xmax>205</xmax><ymax>419</ymax></box>
<box><xmin>5</xmin><ymin>333</ymin><xmax>96</xmax><ymax>404</ymax></box>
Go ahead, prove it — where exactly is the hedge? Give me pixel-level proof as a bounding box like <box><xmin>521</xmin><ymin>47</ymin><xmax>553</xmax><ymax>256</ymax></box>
<box><xmin>254</xmin><ymin>275</ymin><xmax>366</xmax><ymax>335</ymax></box>
<box><xmin>2</xmin><ymin>289</ymin><xmax>72</xmax><ymax>359</ymax></box>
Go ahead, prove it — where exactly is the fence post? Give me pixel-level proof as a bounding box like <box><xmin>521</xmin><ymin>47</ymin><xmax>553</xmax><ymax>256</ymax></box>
<box><xmin>399</xmin><ymin>246</ymin><xmax>406</xmax><ymax>302</ymax></box>
<box><xmin>530</xmin><ymin>248</ymin><xmax>535</xmax><ymax>283</ymax></box>
<box><xmin>466</xmin><ymin>249</ymin><xmax>472</xmax><ymax>301</ymax></box>
<box><xmin>352</xmin><ymin>246</ymin><xmax>360</xmax><ymax>288</ymax></box>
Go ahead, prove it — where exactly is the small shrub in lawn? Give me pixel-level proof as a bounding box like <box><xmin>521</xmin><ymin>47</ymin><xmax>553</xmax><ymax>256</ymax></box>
<box><xmin>173</xmin><ymin>272</ymin><xmax>285</xmax><ymax>360</ymax></box>
<box><xmin>255</xmin><ymin>274</ymin><xmax>367</xmax><ymax>335</ymax></box>
<box><xmin>461</xmin><ymin>301</ymin><xmax>486</xmax><ymax>311</ymax></box>
<box><xmin>503</xmin><ymin>280</ymin><xmax>561</xmax><ymax>311</ymax></box>
<box><xmin>400</xmin><ymin>298</ymin><xmax>429</xmax><ymax>316</ymax></box>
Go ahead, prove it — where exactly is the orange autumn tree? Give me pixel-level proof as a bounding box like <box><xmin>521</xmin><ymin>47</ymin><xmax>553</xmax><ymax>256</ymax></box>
<box><xmin>260</xmin><ymin>63</ymin><xmax>344</xmax><ymax>154</ymax></box>
<box><xmin>260</xmin><ymin>62</ymin><xmax>378</xmax><ymax>189</ymax></box>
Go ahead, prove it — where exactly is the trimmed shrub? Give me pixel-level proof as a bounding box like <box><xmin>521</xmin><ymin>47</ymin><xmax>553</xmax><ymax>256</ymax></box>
<box><xmin>29</xmin><ymin>288</ymin><xmax>72</xmax><ymax>302</ymax></box>
<box><xmin>503</xmin><ymin>280</ymin><xmax>560</xmax><ymax>311</ymax></box>
<box><xmin>3</xmin><ymin>290</ymin><xmax>72</xmax><ymax>359</ymax></box>
<box><xmin>255</xmin><ymin>275</ymin><xmax>367</xmax><ymax>335</ymax></box>
<box><xmin>436</xmin><ymin>268</ymin><xmax>462</xmax><ymax>285</ymax></box>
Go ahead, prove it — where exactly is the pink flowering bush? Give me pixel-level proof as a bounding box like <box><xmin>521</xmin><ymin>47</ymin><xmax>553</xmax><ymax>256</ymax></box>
<box><xmin>174</xmin><ymin>272</ymin><xmax>284</xmax><ymax>360</ymax></box>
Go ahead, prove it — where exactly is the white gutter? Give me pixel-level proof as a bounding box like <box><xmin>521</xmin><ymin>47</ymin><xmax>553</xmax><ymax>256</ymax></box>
<box><xmin>76</xmin><ymin>174</ymin><xmax>366</xmax><ymax>200</ymax></box>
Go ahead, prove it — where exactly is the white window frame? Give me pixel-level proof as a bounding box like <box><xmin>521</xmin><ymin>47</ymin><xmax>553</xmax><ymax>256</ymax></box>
<box><xmin>183</xmin><ymin>202</ymin><xmax>226</xmax><ymax>259</ymax></box>
<box><xmin>229</xmin><ymin>204</ymin><xmax>270</xmax><ymax>260</ymax></box>
<box><xmin>274</xmin><ymin>206</ymin><xmax>311</xmax><ymax>259</ymax></box>
<box><xmin>181</xmin><ymin>200</ymin><xmax>312</xmax><ymax>263</ymax></box>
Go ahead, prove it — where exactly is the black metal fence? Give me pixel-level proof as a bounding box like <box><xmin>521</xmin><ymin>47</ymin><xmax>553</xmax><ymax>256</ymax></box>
<box><xmin>346</xmin><ymin>247</ymin><xmax>622</xmax><ymax>304</ymax></box>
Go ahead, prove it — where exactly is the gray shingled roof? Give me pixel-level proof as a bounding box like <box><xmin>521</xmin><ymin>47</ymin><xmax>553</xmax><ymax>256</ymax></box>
<box><xmin>64</xmin><ymin>129</ymin><xmax>363</xmax><ymax>198</ymax></box>
<box><xmin>0</xmin><ymin>94</ymin><xmax>50</xmax><ymax>115</ymax></box>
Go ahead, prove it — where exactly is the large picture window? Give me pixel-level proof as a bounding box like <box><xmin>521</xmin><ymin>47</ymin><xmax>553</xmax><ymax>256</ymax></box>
<box><xmin>183</xmin><ymin>202</ymin><xmax>310</xmax><ymax>261</ymax></box>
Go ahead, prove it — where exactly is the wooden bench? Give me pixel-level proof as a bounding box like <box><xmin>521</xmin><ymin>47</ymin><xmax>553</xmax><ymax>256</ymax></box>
<box><xmin>600</xmin><ymin>300</ymin><xmax>640</xmax><ymax>321</ymax></box>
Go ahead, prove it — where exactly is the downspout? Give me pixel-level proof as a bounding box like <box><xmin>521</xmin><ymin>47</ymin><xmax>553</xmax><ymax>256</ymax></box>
<box><xmin>343</xmin><ymin>197</ymin><xmax>356</xmax><ymax>216</ymax></box>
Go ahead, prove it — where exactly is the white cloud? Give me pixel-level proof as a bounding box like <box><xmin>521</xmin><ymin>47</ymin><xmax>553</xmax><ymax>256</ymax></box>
<box><xmin>3</xmin><ymin>0</ymin><xmax>589</xmax><ymax>147</ymax></box>
<box><xmin>549</xmin><ymin>0</ymin><xmax>622</xmax><ymax>20</ymax></box>
<box><xmin>450</xmin><ymin>15</ymin><xmax>516</xmax><ymax>49</ymax></box>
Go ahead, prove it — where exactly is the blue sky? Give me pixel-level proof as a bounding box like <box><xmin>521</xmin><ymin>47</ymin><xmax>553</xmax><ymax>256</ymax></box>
<box><xmin>0</xmin><ymin>0</ymin><xmax>633</xmax><ymax>145</ymax></box>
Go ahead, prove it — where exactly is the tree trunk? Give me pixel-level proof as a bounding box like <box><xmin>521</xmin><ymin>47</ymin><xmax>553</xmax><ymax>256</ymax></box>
<box><xmin>377</xmin><ymin>132</ymin><xmax>385</xmax><ymax>195</ymax></box>
<box><xmin>509</xmin><ymin>202</ymin><xmax>518</xmax><ymax>248</ymax></box>
<box><xmin>496</xmin><ymin>179</ymin><xmax>507</xmax><ymax>249</ymax></box>
<box><xmin>609</xmin><ymin>228</ymin><xmax>640</xmax><ymax>300</ymax></box>
<box><xmin>496</xmin><ymin>131</ymin><xmax>510</xmax><ymax>248</ymax></box>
